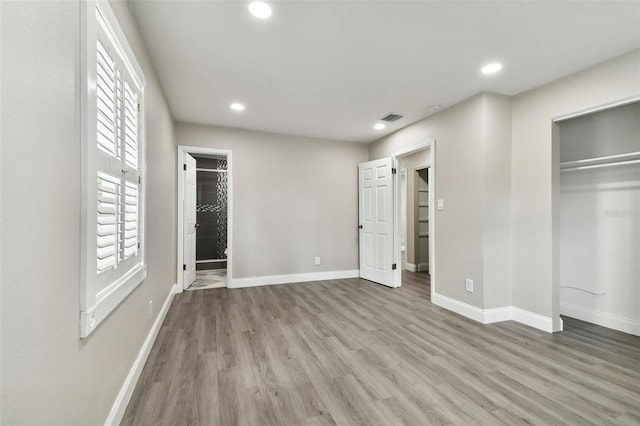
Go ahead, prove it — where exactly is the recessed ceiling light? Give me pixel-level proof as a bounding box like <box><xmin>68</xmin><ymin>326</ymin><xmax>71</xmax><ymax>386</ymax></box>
<box><xmin>230</xmin><ymin>102</ymin><xmax>245</xmax><ymax>112</ymax></box>
<box><xmin>374</xmin><ymin>123</ymin><xmax>386</xmax><ymax>130</ymax></box>
<box><xmin>249</xmin><ymin>2</ymin><xmax>272</xmax><ymax>19</ymax></box>
<box><xmin>481</xmin><ymin>63</ymin><xmax>503</xmax><ymax>74</ymax></box>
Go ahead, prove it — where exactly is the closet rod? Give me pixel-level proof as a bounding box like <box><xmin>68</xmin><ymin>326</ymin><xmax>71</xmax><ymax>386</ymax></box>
<box><xmin>560</xmin><ymin>151</ymin><xmax>640</xmax><ymax>169</ymax></box>
<box><xmin>196</xmin><ymin>168</ymin><xmax>227</xmax><ymax>173</ymax></box>
<box><xmin>560</xmin><ymin>159</ymin><xmax>640</xmax><ymax>172</ymax></box>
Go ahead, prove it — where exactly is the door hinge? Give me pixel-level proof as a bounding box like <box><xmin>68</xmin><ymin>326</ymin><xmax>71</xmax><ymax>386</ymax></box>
<box><xmin>138</xmin><ymin>176</ymin><xmax>141</xmax><ymax>184</ymax></box>
<box><xmin>137</xmin><ymin>103</ymin><xmax>141</xmax><ymax>113</ymax></box>
<box><xmin>183</xmin><ymin>264</ymin><xmax>186</xmax><ymax>271</ymax></box>
<box><xmin>392</xmin><ymin>168</ymin><xmax>397</xmax><ymax>174</ymax></box>
<box><xmin>138</xmin><ymin>242</ymin><xmax>141</xmax><ymax>249</ymax></box>
<box><xmin>392</xmin><ymin>263</ymin><xmax>397</xmax><ymax>270</ymax></box>
<box><xmin>183</xmin><ymin>164</ymin><xmax>187</xmax><ymax>171</ymax></box>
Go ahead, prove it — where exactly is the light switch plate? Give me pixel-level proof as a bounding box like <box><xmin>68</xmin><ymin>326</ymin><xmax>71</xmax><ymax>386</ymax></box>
<box><xmin>437</xmin><ymin>199</ymin><xmax>444</xmax><ymax>210</ymax></box>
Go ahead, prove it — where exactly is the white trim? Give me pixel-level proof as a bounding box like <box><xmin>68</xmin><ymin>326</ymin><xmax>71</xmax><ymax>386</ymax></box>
<box><xmin>432</xmin><ymin>293</ymin><xmax>486</xmax><ymax>323</ymax></box>
<box><xmin>391</xmin><ymin>141</ymin><xmax>433</xmax><ymax>158</ymax></box>
<box><xmin>552</xmin><ymin>95</ymin><xmax>640</xmax><ymax>122</ymax></box>
<box><xmin>511</xmin><ymin>307</ymin><xmax>554</xmax><ymax>333</ymax></box>
<box><xmin>561</xmin><ymin>303</ymin><xmax>640</xmax><ymax>337</ymax></box>
<box><xmin>177</xmin><ymin>146</ymin><xmax>233</xmax><ymax>293</ymax></box>
<box><xmin>428</xmin><ymin>160</ymin><xmax>435</xmax><ymax>304</ymax></box>
<box><xmin>432</xmin><ymin>292</ymin><xmax>554</xmax><ymax>333</ymax></box>
<box><xmin>483</xmin><ymin>306</ymin><xmax>514</xmax><ymax>323</ymax></box>
<box><xmin>406</xmin><ymin>263</ymin><xmax>417</xmax><ymax>272</ymax></box>
<box><xmin>104</xmin><ymin>283</ymin><xmax>177</xmax><ymax>426</ymax></box>
<box><xmin>416</xmin><ymin>262</ymin><xmax>429</xmax><ymax>272</ymax></box>
<box><xmin>229</xmin><ymin>270</ymin><xmax>359</xmax><ymax>289</ymax></box>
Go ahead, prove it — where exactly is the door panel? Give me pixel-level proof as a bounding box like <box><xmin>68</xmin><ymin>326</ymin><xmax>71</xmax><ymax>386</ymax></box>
<box><xmin>183</xmin><ymin>154</ymin><xmax>197</xmax><ymax>288</ymax></box>
<box><xmin>359</xmin><ymin>158</ymin><xmax>395</xmax><ymax>287</ymax></box>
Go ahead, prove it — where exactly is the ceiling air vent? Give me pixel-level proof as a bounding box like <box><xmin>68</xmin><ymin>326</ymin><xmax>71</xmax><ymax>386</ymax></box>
<box><xmin>380</xmin><ymin>113</ymin><xmax>403</xmax><ymax>122</ymax></box>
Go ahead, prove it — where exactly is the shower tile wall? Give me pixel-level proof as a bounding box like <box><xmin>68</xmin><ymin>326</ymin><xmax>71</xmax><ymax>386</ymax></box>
<box><xmin>195</xmin><ymin>157</ymin><xmax>227</xmax><ymax>270</ymax></box>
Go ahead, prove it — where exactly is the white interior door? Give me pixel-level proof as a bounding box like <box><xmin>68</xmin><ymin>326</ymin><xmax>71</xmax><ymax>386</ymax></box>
<box><xmin>183</xmin><ymin>154</ymin><xmax>197</xmax><ymax>289</ymax></box>
<box><xmin>359</xmin><ymin>158</ymin><xmax>395</xmax><ymax>287</ymax></box>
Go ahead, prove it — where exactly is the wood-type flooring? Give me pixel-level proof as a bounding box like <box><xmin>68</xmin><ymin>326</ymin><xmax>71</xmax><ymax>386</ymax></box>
<box><xmin>122</xmin><ymin>271</ymin><xmax>640</xmax><ymax>425</ymax></box>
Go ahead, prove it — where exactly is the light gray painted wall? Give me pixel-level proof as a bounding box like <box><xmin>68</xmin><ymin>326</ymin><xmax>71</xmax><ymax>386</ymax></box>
<box><xmin>370</xmin><ymin>94</ymin><xmax>487</xmax><ymax>308</ymax></box>
<box><xmin>511</xmin><ymin>49</ymin><xmax>640</xmax><ymax>324</ymax></box>
<box><xmin>558</xmin><ymin>102</ymin><xmax>640</xmax><ymax>326</ymax></box>
<box><xmin>482</xmin><ymin>94</ymin><xmax>513</xmax><ymax>309</ymax></box>
<box><xmin>0</xmin><ymin>1</ymin><xmax>176</xmax><ymax>424</ymax></box>
<box><xmin>175</xmin><ymin>122</ymin><xmax>369</xmax><ymax>278</ymax></box>
<box><xmin>398</xmin><ymin>148</ymin><xmax>431</xmax><ymax>266</ymax></box>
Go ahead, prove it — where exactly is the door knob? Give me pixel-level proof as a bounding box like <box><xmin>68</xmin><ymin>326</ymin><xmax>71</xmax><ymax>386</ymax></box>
<box><xmin>358</xmin><ymin>225</ymin><xmax>363</xmax><ymax>229</ymax></box>
<box><xmin>195</xmin><ymin>223</ymin><xmax>200</xmax><ymax>228</ymax></box>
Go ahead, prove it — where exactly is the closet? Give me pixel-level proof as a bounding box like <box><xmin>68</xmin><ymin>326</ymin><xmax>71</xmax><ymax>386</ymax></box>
<box><xmin>558</xmin><ymin>101</ymin><xmax>640</xmax><ymax>336</ymax></box>
<box><xmin>416</xmin><ymin>168</ymin><xmax>429</xmax><ymax>273</ymax></box>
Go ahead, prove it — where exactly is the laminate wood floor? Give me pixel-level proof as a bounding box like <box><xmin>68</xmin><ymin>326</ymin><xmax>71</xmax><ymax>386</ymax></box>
<box><xmin>122</xmin><ymin>272</ymin><xmax>640</xmax><ymax>426</ymax></box>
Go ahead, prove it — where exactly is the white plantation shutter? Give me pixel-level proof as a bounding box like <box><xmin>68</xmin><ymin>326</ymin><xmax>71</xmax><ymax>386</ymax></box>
<box><xmin>96</xmin><ymin>171</ymin><xmax>119</xmax><ymax>272</ymax></box>
<box><xmin>81</xmin><ymin>1</ymin><xmax>146</xmax><ymax>338</ymax></box>
<box><xmin>123</xmin><ymin>181</ymin><xmax>138</xmax><ymax>259</ymax></box>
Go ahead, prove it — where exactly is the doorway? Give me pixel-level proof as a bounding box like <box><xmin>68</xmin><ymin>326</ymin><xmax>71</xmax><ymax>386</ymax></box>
<box><xmin>177</xmin><ymin>146</ymin><xmax>233</xmax><ymax>292</ymax></box>
<box><xmin>357</xmin><ymin>140</ymin><xmax>435</xmax><ymax>293</ymax></box>
<box><xmin>190</xmin><ymin>155</ymin><xmax>228</xmax><ymax>290</ymax></box>
<box><xmin>392</xmin><ymin>140</ymin><xmax>435</xmax><ymax>297</ymax></box>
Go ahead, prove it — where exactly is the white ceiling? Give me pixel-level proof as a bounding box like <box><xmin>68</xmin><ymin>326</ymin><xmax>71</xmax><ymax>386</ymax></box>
<box><xmin>129</xmin><ymin>1</ymin><xmax>640</xmax><ymax>143</ymax></box>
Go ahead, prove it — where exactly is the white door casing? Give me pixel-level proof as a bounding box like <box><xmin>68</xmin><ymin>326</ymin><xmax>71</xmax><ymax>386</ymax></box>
<box><xmin>183</xmin><ymin>154</ymin><xmax>197</xmax><ymax>289</ymax></box>
<box><xmin>359</xmin><ymin>158</ymin><xmax>396</xmax><ymax>287</ymax></box>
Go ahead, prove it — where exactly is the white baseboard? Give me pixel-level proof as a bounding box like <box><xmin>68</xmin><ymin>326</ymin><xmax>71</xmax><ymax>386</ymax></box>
<box><xmin>105</xmin><ymin>283</ymin><xmax>177</xmax><ymax>426</ymax></box>
<box><xmin>511</xmin><ymin>307</ymin><xmax>554</xmax><ymax>333</ymax></box>
<box><xmin>417</xmin><ymin>262</ymin><xmax>429</xmax><ymax>272</ymax></box>
<box><xmin>561</xmin><ymin>303</ymin><xmax>640</xmax><ymax>336</ymax></box>
<box><xmin>432</xmin><ymin>292</ymin><xmax>487</xmax><ymax>323</ymax></box>
<box><xmin>406</xmin><ymin>263</ymin><xmax>416</xmax><ymax>272</ymax></box>
<box><xmin>229</xmin><ymin>269</ymin><xmax>359</xmax><ymax>288</ymax></box>
<box><xmin>432</xmin><ymin>292</ymin><xmax>554</xmax><ymax>333</ymax></box>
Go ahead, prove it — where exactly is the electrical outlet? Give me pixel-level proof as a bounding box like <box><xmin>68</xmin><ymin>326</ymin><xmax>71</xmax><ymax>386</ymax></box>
<box><xmin>465</xmin><ymin>279</ymin><xmax>474</xmax><ymax>293</ymax></box>
<box><xmin>314</xmin><ymin>256</ymin><xmax>320</xmax><ymax>266</ymax></box>
<box><xmin>148</xmin><ymin>300</ymin><xmax>153</xmax><ymax>320</ymax></box>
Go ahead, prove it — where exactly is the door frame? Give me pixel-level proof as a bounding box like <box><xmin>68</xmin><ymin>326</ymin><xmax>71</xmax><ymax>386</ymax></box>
<box><xmin>391</xmin><ymin>139</ymin><xmax>436</xmax><ymax>301</ymax></box>
<box><xmin>176</xmin><ymin>145</ymin><xmax>233</xmax><ymax>292</ymax></box>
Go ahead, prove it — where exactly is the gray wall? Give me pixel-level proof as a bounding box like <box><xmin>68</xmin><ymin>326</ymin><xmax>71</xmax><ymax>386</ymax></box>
<box><xmin>370</xmin><ymin>94</ymin><xmax>488</xmax><ymax>308</ymax></box>
<box><xmin>0</xmin><ymin>1</ymin><xmax>176</xmax><ymax>424</ymax></box>
<box><xmin>175</xmin><ymin>122</ymin><xmax>369</xmax><ymax>279</ymax></box>
<box><xmin>482</xmin><ymin>94</ymin><xmax>513</xmax><ymax>309</ymax></box>
<box><xmin>511</xmin><ymin>49</ymin><xmax>640</xmax><ymax>327</ymax></box>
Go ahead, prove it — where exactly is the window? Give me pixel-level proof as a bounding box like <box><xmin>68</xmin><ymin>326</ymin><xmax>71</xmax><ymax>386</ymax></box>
<box><xmin>80</xmin><ymin>1</ymin><xmax>146</xmax><ymax>338</ymax></box>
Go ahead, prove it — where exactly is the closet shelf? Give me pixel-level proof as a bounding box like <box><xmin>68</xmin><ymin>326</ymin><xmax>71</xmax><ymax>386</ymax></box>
<box><xmin>560</xmin><ymin>151</ymin><xmax>640</xmax><ymax>172</ymax></box>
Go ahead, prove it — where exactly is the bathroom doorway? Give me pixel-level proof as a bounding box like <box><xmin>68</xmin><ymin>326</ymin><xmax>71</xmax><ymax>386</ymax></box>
<box><xmin>177</xmin><ymin>146</ymin><xmax>233</xmax><ymax>292</ymax></box>
<box><xmin>189</xmin><ymin>155</ymin><xmax>228</xmax><ymax>290</ymax></box>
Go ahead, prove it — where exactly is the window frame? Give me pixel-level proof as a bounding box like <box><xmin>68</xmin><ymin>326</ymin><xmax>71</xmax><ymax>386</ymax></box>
<box><xmin>80</xmin><ymin>0</ymin><xmax>147</xmax><ymax>338</ymax></box>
